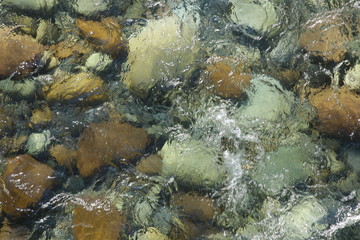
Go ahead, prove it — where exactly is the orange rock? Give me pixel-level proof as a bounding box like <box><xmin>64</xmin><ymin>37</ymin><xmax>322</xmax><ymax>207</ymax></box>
<box><xmin>136</xmin><ymin>154</ymin><xmax>162</xmax><ymax>175</ymax></box>
<box><xmin>76</xmin><ymin>122</ymin><xmax>149</xmax><ymax>177</ymax></box>
<box><xmin>50</xmin><ymin>41</ymin><xmax>93</xmax><ymax>60</ymax></box>
<box><xmin>299</xmin><ymin>11</ymin><xmax>352</xmax><ymax>62</ymax></box>
<box><xmin>72</xmin><ymin>197</ymin><xmax>124</xmax><ymax>240</ymax></box>
<box><xmin>0</xmin><ymin>154</ymin><xmax>54</xmax><ymax>217</ymax></box>
<box><xmin>309</xmin><ymin>87</ymin><xmax>360</xmax><ymax>140</ymax></box>
<box><xmin>76</xmin><ymin>18</ymin><xmax>125</xmax><ymax>58</ymax></box>
<box><xmin>205</xmin><ymin>57</ymin><xmax>251</xmax><ymax>99</ymax></box>
<box><xmin>0</xmin><ymin>27</ymin><xmax>44</xmax><ymax>79</ymax></box>
<box><xmin>50</xmin><ymin>144</ymin><xmax>76</xmax><ymax>170</ymax></box>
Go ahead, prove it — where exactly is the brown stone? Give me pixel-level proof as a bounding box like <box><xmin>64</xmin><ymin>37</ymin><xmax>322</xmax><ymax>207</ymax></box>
<box><xmin>299</xmin><ymin>11</ymin><xmax>352</xmax><ymax>62</ymax></box>
<box><xmin>0</xmin><ymin>27</ymin><xmax>44</xmax><ymax>79</ymax></box>
<box><xmin>29</xmin><ymin>105</ymin><xmax>53</xmax><ymax>128</ymax></box>
<box><xmin>72</xmin><ymin>197</ymin><xmax>124</xmax><ymax>240</ymax></box>
<box><xmin>0</xmin><ymin>136</ymin><xmax>27</xmax><ymax>155</ymax></box>
<box><xmin>49</xmin><ymin>145</ymin><xmax>76</xmax><ymax>170</ymax></box>
<box><xmin>309</xmin><ymin>87</ymin><xmax>360</xmax><ymax>140</ymax></box>
<box><xmin>0</xmin><ymin>155</ymin><xmax>54</xmax><ymax>217</ymax></box>
<box><xmin>76</xmin><ymin>122</ymin><xmax>149</xmax><ymax>177</ymax></box>
<box><xmin>50</xmin><ymin>41</ymin><xmax>93</xmax><ymax>60</ymax></box>
<box><xmin>76</xmin><ymin>18</ymin><xmax>126</xmax><ymax>58</ymax></box>
<box><xmin>136</xmin><ymin>154</ymin><xmax>162</xmax><ymax>175</ymax></box>
<box><xmin>173</xmin><ymin>192</ymin><xmax>216</xmax><ymax>222</ymax></box>
<box><xmin>205</xmin><ymin>57</ymin><xmax>251</xmax><ymax>99</ymax></box>
<box><xmin>42</xmin><ymin>72</ymin><xmax>108</xmax><ymax>104</ymax></box>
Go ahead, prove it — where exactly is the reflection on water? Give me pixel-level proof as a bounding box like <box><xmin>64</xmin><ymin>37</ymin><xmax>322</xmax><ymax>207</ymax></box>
<box><xmin>0</xmin><ymin>0</ymin><xmax>360</xmax><ymax>239</ymax></box>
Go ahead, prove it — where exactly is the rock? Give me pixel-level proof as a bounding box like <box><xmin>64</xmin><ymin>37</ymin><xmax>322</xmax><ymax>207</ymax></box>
<box><xmin>71</xmin><ymin>0</ymin><xmax>110</xmax><ymax>16</ymax></box>
<box><xmin>136</xmin><ymin>154</ymin><xmax>162</xmax><ymax>176</ymax></box>
<box><xmin>0</xmin><ymin>136</ymin><xmax>27</xmax><ymax>155</ymax></box>
<box><xmin>0</xmin><ymin>78</ymin><xmax>37</xmax><ymax>98</ymax></box>
<box><xmin>72</xmin><ymin>197</ymin><xmax>124</xmax><ymax>240</ymax></box>
<box><xmin>299</xmin><ymin>11</ymin><xmax>352</xmax><ymax>62</ymax></box>
<box><xmin>0</xmin><ymin>154</ymin><xmax>54</xmax><ymax>217</ymax></box>
<box><xmin>42</xmin><ymin>72</ymin><xmax>108</xmax><ymax>105</ymax></box>
<box><xmin>7</xmin><ymin>14</ymin><xmax>38</xmax><ymax>36</ymax></box>
<box><xmin>76</xmin><ymin>122</ymin><xmax>149</xmax><ymax>177</ymax></box>
<box><xmin>36</xmin><ymin>19</ymin><xmax>60</xmax><ymax>45</ymax></box>
<box><xmin>50</xmin><ymin>41</ymin><xmax>93</xmax><ymax>60</ymax></box>
<box><xmin>160</xmin><ymin>139</ymin><xmax>226</xmax><ymax>189</ymax></box>
<box><xmin>123</xmin><ymin>14</ymin><xmax>199</xmax><ymax>97</ymax></box>
<box><xmin>309</xmin><ymin>87</ymin><xmax>360</xmax><ymax>140</ymax></box>
<box><xmin>76</xmin><ymin>18</ymin><xmax>125</xmax><ymax>58</ymax></box>
<box><xmin>0</xmin><ymin>27</ymin><xmax>44</xmax><ymax>79</ymax></box>
<box><xmin>131</xmin><ymin>227</ymin><xmax>169</xmax><ymax>240</ymax></box>
<box><xmin>344</xmin><ymin>148</ymin><xmax>360</xmax><ymax>175</ymax></box>
<box><xmin>1</xmin><ymin>0</ymin><xmax>58</xmax><ymax>11</ymax></box>
<box><xmin>26</xmin><ymin>130</ymin><xmax>51</xmax><ymax>155</ymax></box>
<box><xmin>344</xmin><ymin>64</ymin><xmax>360</xmax><ymax>91</ymax></box>
<box><xmin>173</xmin><ymin>192</ymin><xmax>216</xmax><ymax>222</ymax></box>
<box><xmin>229</xmin><ymin>0</ymin><xmax>278</xmax><ymax>35</ymax></box>
<box><xmin>85</xmin><ymin>52</ymin><xmax>113</xmax><ymax>73</ymax></box>
<box><xmin>49</xmin><ymin>144</ymin><xmax>76</xmax><ymax>170</ymax></box>
<box><xmin>63</xmin><ymin>175</ymin><xmax>85</xmax><ymax>193</ymax></box>
<box><xmin>29</xmin><ymin>105</ymin><xmax>53</xmax><ymax>128</ymax></box>
<box><xmin>0</xmin><ymin>108</ymin><xmax>13</xmax><ymax>137</ymax></box>
<box><xmin>204</xmin><ymin>57</ymin><xmax>251</xmax><ymax>99</ymax></box>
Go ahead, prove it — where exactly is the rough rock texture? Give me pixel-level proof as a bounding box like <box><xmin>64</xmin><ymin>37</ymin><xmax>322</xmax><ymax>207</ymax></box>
<box><xmin>50</xmin><ymin>41</ymin><xmax>93</xmax><ymax>60</ymax></box>
<box><xmin>299</xmin><ymin>11</ymin><xmax>352</xmax><ymax>62</ymax></box>
<box><xmin>42</xmin><ymin>72</ymin><xmax>108</xmax><ymax>104</ymax></box>
<box><xmin>0</xmin><ymin>27</ymin><xmax>44</xmax><ymax>79</ymax></box>
<box><xmin>29</xmin><ymin>105</ymin><xmax>53</xmax><ymax>128</ymax></box>
<box><xmin>136</xmin><ymin>154</ymin><xmax>162</xmax><ymax>175</ymax></box>
<box><xmin>205</xmin><ymin>57</ymin><xmax>251</xmax><ymax>98</ymax></box>
<box><xmin>0</xmin><ymin>154</ymin><xmax>54</xmax><ymax>217</ymax></box>
<box><xmin>76</xmin><ymin>18</ymin><xmax>125</xmax><ymax>58</ymax></box>
<box><xmin>309</xmin><ymin>87</ymin><xmax>360</xmax><ymax>140</ymax></box>
<box><xmin>76</xmin><ymin>122</ymin><xmax>149</xmax><ymax>177</ymax></box>
<box><xmin>1</xmin><ymin>0</ymin><xmax>58</xmax><ymax>11</ymax></box>
<box><xmin>72</xmin><ymin>197</ymin><xmax>124</xmax><ymax>240</ymax></box>
<box><xmin>344</xmin><ymin>64</ymin><xmax>360</xmax><ymax>91</ymax></box>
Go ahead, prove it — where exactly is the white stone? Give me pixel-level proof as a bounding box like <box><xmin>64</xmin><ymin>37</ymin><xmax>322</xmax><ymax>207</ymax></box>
<box><xmin>2</xmin><ymin>0</ymin><xmax>57</xmax><ymax>11</ymax></box>
<box><xmin>27</xmin><ymin>130</ymin><xmax>51</xmax><ymax>155</ymax></box>
<box><xmin>344</xmin><ymin>64</ymin><xmax>360</xmax><ymax>91</ymax></box>
<box><xmin>123</xmin><ymin>14</ymin><xmax>199</xmax><ymax>97</ymax></box>
<box><xmin>71</xmin><ymin>0</ymin><xmax>110</xmax><ymax>16</ymax></box>
<box><xmin>85</xmin><ymin>52</ymin><xmax>113</xmax><ymax>73</ymax></box>
<box><xmin>160</xmin><ymin>139</ymin><xmax>226</xmax><ymax>189</ymax></box>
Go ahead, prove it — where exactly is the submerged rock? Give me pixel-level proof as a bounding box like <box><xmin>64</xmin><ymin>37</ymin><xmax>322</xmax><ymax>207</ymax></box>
<box><xmin>36</xmin><ymin>19</ymin><xmax>60</xmax><ymax>45</ymax></box>
<box><xmin>1</xmin><ymin>0</ymin><xmax>58</xmax><ymax>11</ymax></box>
<box><xmin>49</xmin><ymin>144</ymin><xmax>76</xmax><ymax>170</ymax></box>
<box><xmin>136</xmin><ymin>154</ymin><xmax>162</xmax><ymax>176</ymax></box>
<box><xmin>29</xmin><ymin>105</ymin><xmax>53</xmax><ymax>128</ymax></box>
<box><xmin>72</xmin><ymin>197</ymin><xmax>124</xmax><ymax>240</ymax></box>
<box><xmin>0</xmin><ymin>108</ymin><xmax>13</xmax><ymax>137</ymax></box>
<box><xmin>0</xmin><ymin>154</ymin><xmax>54</xmax><ymax>217</ymax></box>
<box><xmin>76</xmin><ymin>122</ymin><xmax>149</xmax><ymax>177</ymax></box>
<box><xmin>85</xmin><ymin>52</ymin><xmax>113</xmax><ymax>73</ymax></box>
<box><xmin>0</xmin><ymin>27</ymin><xmax>44</xmax><ymax>79</ymax></box>
<box><xmin>50</xmin><ymin>40</ymin><xmax>93</xmax><ymax>60</ymax></box>
<box><xmin>26</xmin><ymin>130</ymin><xmax>51</xmax><ymax>155</ymax></box>
<box><xmin>0</xmin><ymin>78</ymin><xmax>37</xmax><ymax>98</ymax></box>
<box><xmin>131</xmin><ymin>227</ymin><xmax>169</xmax><ymax>240</ymax></box>
<box><xmin>344</xmin><ymin>64</ymin><xmax>360</xmax><ymax>91</ymax></box>
<box><xmin>123</xmin><ymin>14</ymin><xmax>199</xmax><ymax>97</ymax></box>
<box><xmin>71</xmin><ymin>0</ymin><xmax>110</xmax><ymax>16</ymax></box>
<box><xmin>309</xmin><ymin>87</ymin><xmax>360</xmax><ymax>140</ymax></box>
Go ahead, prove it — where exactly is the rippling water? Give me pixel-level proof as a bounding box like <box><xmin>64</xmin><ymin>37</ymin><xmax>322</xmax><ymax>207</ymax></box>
<box><xmin>0</xmin><ymin>0</ymin><xmax>360</xmax><ymax>239</ymax></box>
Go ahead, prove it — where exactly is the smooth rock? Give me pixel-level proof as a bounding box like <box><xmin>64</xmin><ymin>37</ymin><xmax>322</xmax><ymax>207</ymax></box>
<box><xmin>49</xmin><ymin>144</ymin><xmax>76</xmax><ymax>170</ymax></box>
<box><xmin>309</xmin><ymin>87</ymin><xmax>360</xmax><ymax>140</ymax></box>
<box><xmin>0</xmin><ymin>154</ymin><xmax>54</xmax><ymax>217</ymax></box>
<box><xmin>344</xmin><ymin>64</ymin><xmax>360</xmax><ymax>91</ymax></box>
<box><xmin>71</xmin><ymin>0</ymin><xmax>110</xmax><ymax>16</ymax></box>
<box><xmin>123</xmin><ymin>14</ymin><xmax>199</xmax><ymax>97</ymax></box>
<box><xmin>42</xmin><ymin>72</ymin><xmax>108</xmax><ymax>104</ymax></box>
<box><xmin>50</xmin><ymin>40</ymin><xmax>93</xmax><ymax>60</ymax></box>
<box><xmin>85</xmin><ymin>52</ymin><xmax>113</xmax><ymax>73</ymax></box>
<box><xmin>26</xmin><ymin>130</ymin><xmax>51</xmax><ymax>155</ymax></box>
<box><xmin>1</xmin><ymin>0</ymin><xmax>58</xmax><ymax>11</ymax></box>
<box><xmin>0</xmin><ymin>27</ymin><xmax>44</xmax><ymax>79</ymax></box>
<box><xmin>76</xmin><ymin>122</ymin><xmax>149</xmax><ymax>177</ymax></box>
<box><xmin>136</xmin><ymin>154</ymin><xmax>162</xmax><ymax>176</ymax></box>
<box><xmin>160</xmin><ymin>139</ymin><xmax>226</xmax><ymax>189</ymax></box>
<box><xmin>29</xmin><ymin>105</ymin><xmax>53</xmax><ymax>128</ymax></box>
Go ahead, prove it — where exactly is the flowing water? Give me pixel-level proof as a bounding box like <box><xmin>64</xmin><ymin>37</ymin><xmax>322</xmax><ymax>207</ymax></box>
<box><xmin>0</xmin><ymin>0</ymin><xmax>360</xmax><ymax>239</ymax></box>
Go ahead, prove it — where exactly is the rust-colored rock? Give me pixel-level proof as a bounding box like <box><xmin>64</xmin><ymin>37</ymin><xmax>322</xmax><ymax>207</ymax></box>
<box><xmin>76</xmin><ymin>122</ymin><xmax>149</xmax><ymax>177</ymax></box>
<box><xmin>205</xmin><ymin>57</ymin><xmax>251</xmax><ymax>99</ymax></box>
<box><xmin>76</xmin><ymin>18</ymin><xmax>125</xmax><ymax>58</ymax></box>
<box><xmin>0</xmin><ymin>154</ymin><xmax>54</xmax><ymax>217</ymax></box>
<box><xmin>50</xmin><ymin>40</ymin><xmax>93</xmax><ymax>60</ymax></box>
<box><xmin>50</xmin><ymin>144</ymin><xmax>76</xmax><ymax>170</ymax></box>
<box><xmin>0</xmin><ymin>27</ymin><xmax>44</xmax><ymax>79</ymax></box>
<box><xmin>136</xmin><ymin>154</ymin><xmax>162</xmax><ymax>175</ymax></box>
<box><xmin>72</xmin><ymin>197</ymin><xmax>124</xmax><ymax>240</ymax></box>
<box><xmin>173</xmin><ymin>192</ymin><xmax>216</xmax><ymax>222</ymax></box>
<box><xmin>309</xmin><ymin>87</ymin><xmax>360</xmax><ymax>140</ymax></box>
<box><xmin>299</xmin><ymin>11</ymin><xmax>352</xmax><ymax>62</ymax></box>
<box><xmin>42</xmin><ymin>72</ymin><xmax>108</xmax><ymax>104</ymax></box>
<box><xmin>29</xmin><ymin>105</ymin><xmax>53</xmax><ymax>128</ymax></box>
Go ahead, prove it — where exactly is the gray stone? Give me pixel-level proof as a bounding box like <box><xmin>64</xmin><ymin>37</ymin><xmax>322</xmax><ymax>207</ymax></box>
<box><xmin>0</xmin><ymin>79</ymin><xmax>36</xmax><ymax>98</ymax></box>
<box><xmin>71</xmin><ymin>0</ymin><xmax>110</xmax><ymax>16</ymax></box>
<box><xmin>85</xmin><ymin>52</ymin><xmax>113</xmax><ymax>73</ymax></box>
<box><xmin>2</xmin><ymin>0</ymin><xmax>58</xmax><ymax>11</ymax></box>
<box><xmin>344</xmin><ymin>64</ymin><xmax>360</xmax><ymax>91</ymax></box>
<box><xmin>26</xmin><ymin>130</ymin><xmax>51</xmax><ymax>155</ymax></box>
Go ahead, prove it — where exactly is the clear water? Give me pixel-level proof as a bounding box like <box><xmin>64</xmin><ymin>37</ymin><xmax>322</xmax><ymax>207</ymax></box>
<box><xmin>0</xmin><ymin>0</ymin><xmax>360</xmax><ymax>239</ymax></box>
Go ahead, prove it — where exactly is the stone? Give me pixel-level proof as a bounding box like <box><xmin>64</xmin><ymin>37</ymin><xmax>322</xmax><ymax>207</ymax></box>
<box><xmin>204</xmin><ymin>57</ymin><xmax>251</xmax><ymax>99</ymax></box>
<box><xmin>0</xmin><ymin>154</ymin><xmax>54</xmax><ymax>217</ymax></box>
<box><xmin>26</xmin><ymin>130</ymin><xmax>51</xmax><ymax>155</ymax></box>
<box><xmin>85</xmin><ymin>52</ymin><xmax>113</xmax><ymax>73</ymax></box>
<box><xmin>0</xmin><ymin>108</ymin><xmax>13</xmax><ymax>137</ymax></box>
<box><xmin>76</xmin><ymin>122</ymin><xmax>149</xmax><ymax>177</ymax></box>
<box><xmin>344</xmin><ymin>148</ymin><xmax>360</xmax><ymax>175</ymax></box>
<box><xmin>50</xmin><ymin>41</ymin><xmax>93</xmax><ymax>60</ymax></box>
<box><xmin>0</xmin><ymin>79</ymin><xmax>36</xmax><ymax>98</ymax></box>
<box><xmin>71</xmin><ymin>0</ymin><xmax>110</xmax><ymax>16</ymax></box>
<box><xmin>29</xmin><ymin>105</ymin><xmax>53</xmax><ymax>128</ymax></box>
<box><xmin>42</xmin><ymin>72</ymin><xmax>108</xmax><ymax>104</ymax></box>
<box><xmin>160</xmin><ymin>139</ymin><xmax>226</xmax><ymax>189</ymax></box>
<box><xmin>308</xmin><ymin>87</ymin><xmax>360</xmax><ymax>140</ymax></box>
<box><xmin>49</xmin><ymin>144</ymin><xmax>76</xmax><ymax>170</ymax></box>
<box><xmin>136</xmin><ymin>154</ymin><xmax>162</xmax><ymax>176</ymax></box>
<box><xmin>0</xmin><ymin>27</ymin><xmax>44</xmax><ymax>79</ymax></box>
<box><xmin>131</xmin><ymin>227</ymin><xmax>169</xmax><ymax>240</ymax></box>
<box><xmin>299</xmin><ymin>11</ymin><xmax>352</xmax><ymax>62</ymax></box>
<box><xmin>123</xmin><ymin>15</ymin><xmax>199</xmax><ymax>97</ymax></box>
<box><xmin>36</xmin><ymin>19</ymin><xmax>60</xmax><ymax>45</ymax></box>
<box><xmin>173</xmin><ymin>192</ymin><xmax>216</xmax><ymax>222</ymax></box>
<box><xmin>229</xmin><ymin>0</ymin><xmax>278</xmax><ymax>35</ymax></box>
<box><xmin>0</xmin><ymin>136</ymin><xmax>27</xmax><ymax>155</ymax></box>
<box><xmin>7</xmin><ymin>14</ymin><xmax>38</xmax><ymax>36</ymax></box>
<box><xmin>72</xmin><ymin>197</ymin><xmax>124</xmax><ymax>240</ymax></box>
<box><xmin>1</xmin><ymin>0</ymin><xmax>58</xmax><ymax>11</ymax></box>
<box><xmin>344</xmin><ymin>64</ymin><xmax>360</xmax><ymax>91</ymax></box>
<box><xmin>76</xmin><ymin>18</ymin><xmax>125</xmax><ymax>58</ymax></box>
